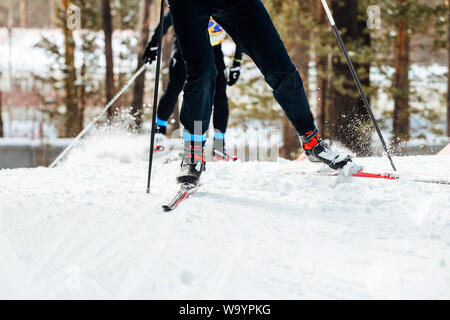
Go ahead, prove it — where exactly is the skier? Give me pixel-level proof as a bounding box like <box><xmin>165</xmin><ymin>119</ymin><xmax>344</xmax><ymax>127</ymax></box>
<box><xmin>143</xmin><ymin>13</ymin><xmax>242</xmax><ymax>161</ymax></box>
<box><xmin>156</xmin><ymin>0</ymin><xmax>360</xmax><ymax>186</ymax></box>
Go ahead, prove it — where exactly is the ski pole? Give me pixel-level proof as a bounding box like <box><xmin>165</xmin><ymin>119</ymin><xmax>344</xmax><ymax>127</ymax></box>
<box><xmin>146</xmin><ymin>0</ymin><xmax>165</xmax><ymax>194</ymax></box>
<box><xmin>320</xmin><ymin>0</ymin><xmax>397</xmax><ymax>171</ymax></box>
<box><xmin>49</xmin><ymin>64</ymin><xmax>147</xmax><ymax>168</ymax></box>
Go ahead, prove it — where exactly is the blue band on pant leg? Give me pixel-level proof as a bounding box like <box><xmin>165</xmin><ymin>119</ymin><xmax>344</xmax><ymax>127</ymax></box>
<box><xmin>182</xmin><ymin>130</ymin><xmax>206</xmax><ymax>142</ymax></box>
<box><xmin>214</xmin><ymin>131</ymin><xmax>225</xmax><ymax>140</ymax></box>
<box><xmin>156</xmin><ymin>117</ymin><xmax>168</xmax><ymax>127</ymax></box>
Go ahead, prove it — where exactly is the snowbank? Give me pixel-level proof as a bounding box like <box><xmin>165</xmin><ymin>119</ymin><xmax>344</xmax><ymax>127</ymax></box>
<box><xmin>0</xmin><ymin>132</ymin><xmax>449</xmax><ymax>299</ymax></box>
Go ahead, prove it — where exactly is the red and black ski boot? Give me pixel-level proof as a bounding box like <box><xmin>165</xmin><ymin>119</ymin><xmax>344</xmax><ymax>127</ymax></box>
<box><xmin>299</xmin><ymin>129</ymin><xmax>358</xmax><ymax>171</ymax></box>
<box><xmin>176</xmin><ymin>140</ymin><xmax>206</xmax><ymax>185</ymax></box>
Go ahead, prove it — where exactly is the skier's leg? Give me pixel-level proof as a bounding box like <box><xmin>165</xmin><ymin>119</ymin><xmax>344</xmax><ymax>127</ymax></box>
<box><xmin>212</xmin><ymin>45</ymin><xmax>229</xmax><ymax>135</ymax></box>
<box><xmin>168</xmin><ymin>0</ymin><xmax>216</xmax><ymax>137</ymax></box>
<box><xmin>157</xmin><ymin>46</ymin><xmax>185</xmax><ymax>122</ymax></box>
<box><xmin>211</xmin><ymin>45</ymin><xmax>236</xmax><ymax>161</ymax></box>
<box><xmin>212</xmin><ymin>0</ymin><xmax>315</xmax><ymax>135</ymax></box>
<box><xmin>168</xmin><ymin>0</ymin><xmax>215</xmax><ymax>184</ymax></box>
<box><xmin>156</xmin><ymin>45</ymin><xmax>186</xmax><ymax>135</ymax></box>
<box><xmin>212</xmin><ymin>0</ymin><xmax>357</xmax><ymax>170</ymax></box>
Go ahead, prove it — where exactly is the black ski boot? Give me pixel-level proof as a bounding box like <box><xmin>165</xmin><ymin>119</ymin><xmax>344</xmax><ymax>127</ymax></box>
<box><xmin>176</xmin><ymin>140</ymin><xmax>206</xmax><ymax>185</ymax></box>
<box><xmin>299</xmin><ymin>129</ymin><xmax>357</xmax><ymax>170</ymax></box>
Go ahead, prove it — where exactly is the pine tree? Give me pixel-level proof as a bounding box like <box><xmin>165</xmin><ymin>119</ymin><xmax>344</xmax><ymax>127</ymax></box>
<box><xmin>315</xmin><ymin>0</ymin><xmax>330</xmax><ymax>136</ymax></box>
<box><xmin>372</xmin><ymin>0</ymin><xmax>437</xmax><ymax>148</ymax></box>
<box><xmin>102</xmin><ymin>0</ymin><xmax>116</xmax><ymax>120</ymax></box>
<box><xmin>392</xmin><ymin>0</ymin><xmax>411</xmax><ymax>146</ymax></box>
<box><xmin>35</xmin><ymin>0</ymin><xmax>102</xmax><ymax>137</ymax></box>
<box><xmin>61</xmin><ymin>0</ymin><xmax>80</xmax><ymax>137</ymax></box>
<box><xmin>422</xmin><ymin>1</ymin><xmax>448</xmax><ymax>138</ymax></box>
<box><xmin>328</xmin><ymin>0</ymin><xmax>372</xmax><ymax>156</ymax></box>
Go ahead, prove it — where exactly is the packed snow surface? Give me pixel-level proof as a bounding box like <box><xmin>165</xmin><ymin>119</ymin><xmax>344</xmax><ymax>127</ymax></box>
<box><xmin>0</xmin><ymin>131</ymin><xmax>449</xmax><ymax>299</ymax></box>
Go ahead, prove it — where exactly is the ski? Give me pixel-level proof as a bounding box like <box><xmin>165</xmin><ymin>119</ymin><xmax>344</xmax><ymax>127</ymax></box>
<box><xmin>300</xmin><ymin>170</ymin><xmax>450</xmax><ymax>185</ymax></box>
<box><xmin>162</xmin><ymin>183</ymin><xmax>200</xmax><ymax>212</ymax></box>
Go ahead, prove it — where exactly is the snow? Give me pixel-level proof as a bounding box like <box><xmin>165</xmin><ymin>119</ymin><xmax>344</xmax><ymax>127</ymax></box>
<box><xmin>0</xmin><ymin>130</ymin><xmax>449</xmax><ymax>299</ymax></box>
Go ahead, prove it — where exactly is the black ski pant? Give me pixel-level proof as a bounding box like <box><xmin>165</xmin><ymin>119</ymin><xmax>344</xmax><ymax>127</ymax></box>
<box><xmin>168</xmin><ymin>0</ymin><xmax>316</xmax><ymax>135</ymax></box>
<box><xmin>157</xmin><ymin>42</ymin><xmax>229</xmax><ymax>134</ymax></box>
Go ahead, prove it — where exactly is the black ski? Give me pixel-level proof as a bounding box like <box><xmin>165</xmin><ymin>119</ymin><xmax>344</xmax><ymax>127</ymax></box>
<box><xmin>162</xmin><ymin>183</ymin><xmax>200</xmax><ymax>212</ymax></box>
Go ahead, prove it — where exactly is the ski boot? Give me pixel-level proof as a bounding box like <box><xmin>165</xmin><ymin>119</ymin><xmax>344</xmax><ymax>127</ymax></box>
<box><xmin>299</xmin><ymin>129</ymin><xmax>359</xmax><ymax>171</ymax></box>
<box><xmin>176</xmin><ymin>140</ymin><xmax>206</xmax><ymax>185</ymax></box>
<box><xmin>212</xmin><ymin>138</ymin><xmax>238</xmax><ymax>162</ymax></box>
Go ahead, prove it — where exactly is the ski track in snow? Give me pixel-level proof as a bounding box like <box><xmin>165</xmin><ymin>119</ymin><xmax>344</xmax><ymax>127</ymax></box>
<box><xmin>0</xmin><ymin>136</ymin><xmax>449</xmax><ymax>299</ymax></box>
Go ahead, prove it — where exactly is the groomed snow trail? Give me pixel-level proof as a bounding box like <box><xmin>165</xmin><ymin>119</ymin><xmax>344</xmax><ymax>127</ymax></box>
<box><xmin>0</xmin><ymin>133</ymin><xmax>449</xmax><ymax>299</ymax></box>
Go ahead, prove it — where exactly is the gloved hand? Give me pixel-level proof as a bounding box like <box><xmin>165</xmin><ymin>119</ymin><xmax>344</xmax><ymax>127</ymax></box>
<box><xmin>142</xmin><ymin>42</ymin><xmax>158</xmax><ymax>64</ymax></box>
<box><xmin>228</xmin><ymin>60</ymin><xmax>241</xmax><ymax>86</ymax></box>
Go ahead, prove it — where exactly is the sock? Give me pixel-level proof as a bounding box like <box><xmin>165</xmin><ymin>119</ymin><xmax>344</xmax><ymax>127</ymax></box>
<box><xmin>213</xmin><ymin>131</ymin><xmax>225</xmax><ymax>152</ymax></box>
<box><xmin>182</xmin><ymin>130</ymin><xmax>206</xmax><ymax>164</ymax></box>
<box><xmin>302</xmin><ymin>130</ymin><xmax>319</xmax><ymax>150</ymax></box>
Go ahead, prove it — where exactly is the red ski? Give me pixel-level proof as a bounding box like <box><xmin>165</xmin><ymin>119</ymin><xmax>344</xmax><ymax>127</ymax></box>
<box><xmin>329</xmin><ymin>171</ymin><xmax>398</xmax><ymax>180</ymax></box>
<box><xmin>303</xmin><ymin>170</ymin><xmax>450</xmax><ymax>185</ymax></box>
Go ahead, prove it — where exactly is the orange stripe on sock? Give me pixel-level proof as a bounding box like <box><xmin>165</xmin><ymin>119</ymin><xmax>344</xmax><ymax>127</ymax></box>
<box><xmin>303</xmin><ymin>131</ymin><xmax>319</xmax><ymax>150</ymax></box>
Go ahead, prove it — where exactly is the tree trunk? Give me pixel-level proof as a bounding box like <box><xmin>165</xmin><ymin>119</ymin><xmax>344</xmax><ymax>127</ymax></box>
<box><xmin>19</xmin><ymin>0</ymin><xmax>27</xmax><ymax>28</ymax></box>
<box><xmin>62</xmin><ymin>0</ymin><xmax>81</xmax><ymax>137</ymax></box>
<box><xmin>102</xmin><ymin>0</ymin><xmax>115</xmax><ymax>120</ymax></box>
<box><xmin>447</xmin><ymin>2</ymin><xmax>450</xmax><ymax>137</ymax></box>
<box><xmin>130</xmin><ymin>0</ymin><xmax>152</xmax><ymax>129</ymax></box>
<box><xmin>0</xmin><ymin>89</ymin><xmax>3</xmax><ymax>138</ymax></box>
<box><xmin>78</xmin><ymin>63</ymin><xmax>87</xmax><ymax>132</ymax></box>
<box><xmin>329</xmin><ymin>0</ymin><xmax>372</xmax><ymax>156</ymax></box>
<box><xmin>392</xmin><ymin>10</ymin><xmax>410</xmax><ymax>146</ymax></box>
<box><xmin>316</xmin><ymin>0</ymin><xmax>328</xmax><ymax>137</ymax></box>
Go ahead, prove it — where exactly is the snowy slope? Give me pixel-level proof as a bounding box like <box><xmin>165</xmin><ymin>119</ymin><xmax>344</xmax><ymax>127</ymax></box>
<box><xmin>0</xmin><ymin>132</ymin><xmax>449</xmax><ymax>299</ymax></box>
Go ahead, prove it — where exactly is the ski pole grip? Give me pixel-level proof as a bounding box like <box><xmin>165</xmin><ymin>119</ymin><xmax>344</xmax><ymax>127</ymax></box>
<box><xmin>321</xmin><ymin>0</ymin><xmax>336</xmax><ymax>26</ymax></box>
